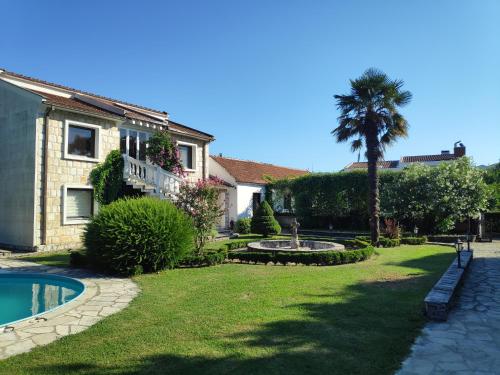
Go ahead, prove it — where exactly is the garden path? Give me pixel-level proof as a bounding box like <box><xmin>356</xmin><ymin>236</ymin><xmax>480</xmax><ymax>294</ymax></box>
<box><xmin>397</xmin><ymin>241</ymin><xmax>500</xmax><ymax>374</ymax></box>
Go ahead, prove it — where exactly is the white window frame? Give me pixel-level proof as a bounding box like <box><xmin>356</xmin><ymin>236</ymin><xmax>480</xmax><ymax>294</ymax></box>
<box><xmin>64</xmin><ymin>120</ymin><xmax>101</xmax><ymax>162</ymax></box>
<box><xmin>63</xmin><ymin>184</ymin><xmax>98</xmax><ymax>225</ymax></box>
<box><xmin>119</xmin><ymin>127</ymin><xmax>151</xmax><ymax>162</ymax></box>
<box><xmin>177</xmin><ymin>141</ymin><xmax>197</xmax><ymax>172</ymax></box>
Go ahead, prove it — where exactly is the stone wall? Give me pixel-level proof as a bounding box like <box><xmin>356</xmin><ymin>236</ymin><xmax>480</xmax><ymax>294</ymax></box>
<box><xmin>35</xmin><ymin>110</ymin><xmax>119</xmax><ymax>251</ymax></box>
<box><xmin>34</xmin><ymin>113</ymin><xmax>210</xmax><ymax>251</ymax></box>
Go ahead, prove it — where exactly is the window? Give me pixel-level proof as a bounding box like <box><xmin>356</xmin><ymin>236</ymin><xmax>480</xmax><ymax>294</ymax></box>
<box><xmin>179</xmin><ymin>145</ymin><xmax>193</xmax><ymax>169</ymax></box>
<box><xmin>64</xmin><ymin>121</ymin><xmax>100</xmax><ymax>162</ymax></box>
<box><xmin>139</xmin><ymin>132</ymin><xmax>148</xmax><ymax>161</ymax></box>
<box><xmin>177</xmin><ymin>141</ymin><xmax>196</xmax><ymax>171</ymax></box>
<box><xmin>252</xmin><ymin>193</ymin><xmax>261</xmax><ymax>213</ymax></box>
<box><xmin>284</xmin><ymin>193</ymin><xmax>292</xmax><ymax>211</ymax></box>
<box><xmin>63</xmin><ymin>186</ymin><xmax>95</xmax><ymax>225</ymax></box>
<box><xmin>129</xmin><ymin>130</ymin><xmax>138</xmax><ymax>159</ymax></box>
<box><xmin>120</xmin><ymin>128</ymin><xmax>127</xmax><ymax>154</ymax></box>
<box><xmin>119</xmin><ymin>128</ymin><xmax>151</xmax><ymax>161</ymax></box>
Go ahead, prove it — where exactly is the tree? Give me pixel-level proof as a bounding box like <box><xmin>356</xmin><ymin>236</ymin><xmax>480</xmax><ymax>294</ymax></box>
<box><xmin>175</xmin><ymin>178</ymin><xmax>223</xmax><ymax>254</ymax></box>
<box><xmin>382</xmin><ymin>158</ymin><xmax>491</xmax><ymax>233</ymax></box>
<box><xmin>251</xmin><ymin>201</ymin><xmax>281</xmax><ymax>237</ymax></box>
<box><xmin>333</xmin><ymin>68</ymin><xmax>412</xmax><ymax>245</ymax></box>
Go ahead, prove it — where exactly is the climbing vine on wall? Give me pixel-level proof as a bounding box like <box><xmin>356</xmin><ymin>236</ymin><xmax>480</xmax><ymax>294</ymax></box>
<box><xmin>90</xmin><ymin>150</ymin><xmax>125</xmax><ymax>205</ymax></box>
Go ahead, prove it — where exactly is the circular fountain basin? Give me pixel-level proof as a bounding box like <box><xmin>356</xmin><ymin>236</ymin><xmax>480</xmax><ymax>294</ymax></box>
<box><xmin>247</xmin><ymin>240</ymin><xmax>344</xmax><ymax>252</ymax></box>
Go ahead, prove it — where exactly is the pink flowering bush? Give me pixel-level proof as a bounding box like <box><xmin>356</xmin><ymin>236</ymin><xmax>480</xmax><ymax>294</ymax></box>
<box><xmin>175</xmin><ymin>177</ymin><xmax>224</xmax><ymax>254</ymax></box>
<box><xmin>146</xmin><ymin>130</ymin><xmax>185</xmax><ymax>176</ymax></box>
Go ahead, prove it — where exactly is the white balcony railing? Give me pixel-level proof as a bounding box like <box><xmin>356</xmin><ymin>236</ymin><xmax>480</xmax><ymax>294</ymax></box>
<box><xmin>123</xmin><ymin>154</ymin><xmax>183</xmax><ymax>199</ymax></box>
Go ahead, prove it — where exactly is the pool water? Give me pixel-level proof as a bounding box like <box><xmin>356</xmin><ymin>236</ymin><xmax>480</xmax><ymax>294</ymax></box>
<box><xmin>0</xmin><ymin>273</ymin><xmax>85</xmax><ymax>327</ymax></box>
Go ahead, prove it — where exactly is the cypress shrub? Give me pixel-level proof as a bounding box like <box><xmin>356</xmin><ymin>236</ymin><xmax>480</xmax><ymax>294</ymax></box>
<box><xmin>251</xmin><ymin>201</ymin><xmax>281</xmax><ymax>236</ymax></box>
<box><xmin>84</xmin><ymin>197</ymin><xmax>194</xmax><ymax>275</ymax></box>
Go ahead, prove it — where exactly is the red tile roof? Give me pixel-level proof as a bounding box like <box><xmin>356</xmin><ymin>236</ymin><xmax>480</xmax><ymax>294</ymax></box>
<box><xmin>211</xmin><ymin>156</ymin><xmax>308</xmax><ymax>184</ymax></box>
<box><xmin>401</xmin><ymin>154</ymin><xmax>458</xmax><ymax>163</ymax></box>
<box><xmin>344</xmin><ymin>161</ymin><xmax>399</xmax><ymax>170</ymax></box>
<box><xmin>0</xmin><ymin>68</ymin><xmax>214</xmax><ymax>140</ymax></box>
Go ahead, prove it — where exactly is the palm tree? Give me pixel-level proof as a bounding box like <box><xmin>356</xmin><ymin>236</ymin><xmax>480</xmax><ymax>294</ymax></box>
<box><xmin>333</xmin><ymin>68</ymin><xmax>412</xmax><ymax>245</ymax></box>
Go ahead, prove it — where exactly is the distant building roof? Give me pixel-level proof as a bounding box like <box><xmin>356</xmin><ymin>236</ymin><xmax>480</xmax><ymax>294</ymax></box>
<box><xmin>211</xmin><ymin>156</ymin><xmax>308</xmax><ymax>184</ymax></box>
<box><xmin>400</xmin><ymin>153</ymin><xmax>458</xmax><ymax>163</ymax></box>
<box><xmin>343</xmin><ymin>143</ymin><xmax>466</xmax><ymax>171</ymax></box>
<box><xmin>344</xmin><ymin>160</ymin><xmax>399</xmax><ymax>170</ymax></box>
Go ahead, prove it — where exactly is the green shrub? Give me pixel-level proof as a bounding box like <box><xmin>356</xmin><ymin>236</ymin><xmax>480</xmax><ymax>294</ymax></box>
<box><xmin>251</xmin><ymin>201</ymin><xmax>281</xmax><ymax>236</ymax></box>
<box><xmin>228</xmin><ymin>246</ymin><xmax>374</xmax><ymax>266</ymax></box>
<box><xmin>84</xmin><ymin>197</ymin><xmax>195</xmax><ymax>275</ymax></box>
<box><xmin>378</xmin><ymin>237</ymin><xmax>400</xmax><ymax>247</ymax></box>
<box><xmin>355</xmin><ymin>235</ymin><xmax>400</xmax><ymax>248</ymax></box>
<box><xmin>235</xmin><ymin>218</ymin><xmax>252</xmax><ymax>234</ymax></box>
<box><xmin>401</xmin><ymin>236</ymin><xmax>427</xmax><ymax>245</ymax></box>
<box><xmin>69</xmin><ymin>251</ymin><xmax>88</xmax><ymax>268</ymax></box>
<box><xmin>181</xmin><ymin>248</ymin><xmax>227</xmax><ymax>267</ymax></box>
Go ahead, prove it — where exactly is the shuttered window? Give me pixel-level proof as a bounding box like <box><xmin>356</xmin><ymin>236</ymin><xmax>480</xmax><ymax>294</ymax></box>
<box><xmin>66</xmin><ymin>189</ymin><xmax>93</xmax><ymax>219</ymax></box>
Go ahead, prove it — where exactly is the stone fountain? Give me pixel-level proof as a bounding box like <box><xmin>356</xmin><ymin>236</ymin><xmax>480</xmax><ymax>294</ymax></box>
<box><xmin>247</xmin><ymin>218</ymin><xmax>344</xmax><ymax>252</ymax></box>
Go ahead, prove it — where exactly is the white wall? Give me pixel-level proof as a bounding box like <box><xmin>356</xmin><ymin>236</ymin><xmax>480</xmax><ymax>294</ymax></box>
<box><xmin>0</xmin><ymin>80</ymin><xmax>43</xmax><ymax>248</ymax></box>
<box><xmin>236</xmin><ymin>183</ymin><xmax>265</xmax><ymax>220</ymax></box>
<box><xmin>209</xmin><ymin>158</ymin><xmax>266</xmax><ymax>223</ymax></box>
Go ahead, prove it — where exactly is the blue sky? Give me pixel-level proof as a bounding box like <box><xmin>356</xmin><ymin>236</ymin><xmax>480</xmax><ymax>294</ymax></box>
<box><xmin>1</xmin><ymin>0</ymin><xmax>498</xmax><ymax>171</ymax></box>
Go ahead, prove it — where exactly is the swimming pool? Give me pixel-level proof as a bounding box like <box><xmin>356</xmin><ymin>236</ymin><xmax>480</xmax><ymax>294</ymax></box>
<box><xmin>0</xmin><ymin>272</ymin><xmax>85</xmax><ymax>327</ymax></box>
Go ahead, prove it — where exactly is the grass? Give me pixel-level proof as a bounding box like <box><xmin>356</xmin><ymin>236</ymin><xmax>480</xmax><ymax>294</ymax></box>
<box><xmin>17</xmin><ymin>251</ymin><xmax>73</xmax><ymax>268</ymax></box>
<box><xmin>1</xmin><ymin>244</ymin><xmax>453</xmax><ymax>374</ymax></box>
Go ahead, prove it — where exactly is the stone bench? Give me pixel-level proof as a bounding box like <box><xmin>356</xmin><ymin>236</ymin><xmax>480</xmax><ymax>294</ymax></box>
<box><xmin>424</xmin><ymin>251</ymin><xmax>473</xmax><ymax>321</ymax></box>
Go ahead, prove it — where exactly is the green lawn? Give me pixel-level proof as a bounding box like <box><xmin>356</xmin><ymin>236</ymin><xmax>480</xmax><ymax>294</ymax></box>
<box><xmin>1</xmin><ymin>245</ymin><xmax>453</xmax><ymax>375</ymax></box>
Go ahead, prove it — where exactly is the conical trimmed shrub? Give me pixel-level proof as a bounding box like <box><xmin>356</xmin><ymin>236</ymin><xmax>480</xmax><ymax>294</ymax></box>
<box><xmin>251</xmin><ymin>201</ymin><xmax>281</xmax><ymax>237</ymax></box>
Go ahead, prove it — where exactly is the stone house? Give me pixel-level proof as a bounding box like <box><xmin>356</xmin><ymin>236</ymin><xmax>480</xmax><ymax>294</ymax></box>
<box><xmin>209</xmin><ymin>155</ymin><xmax>308</xmax><ymax>229</ymax></box>
<box><xmin>0</xmin><ymin>69</ymin><xmax>214</xmax><ymax>251</ymax></box>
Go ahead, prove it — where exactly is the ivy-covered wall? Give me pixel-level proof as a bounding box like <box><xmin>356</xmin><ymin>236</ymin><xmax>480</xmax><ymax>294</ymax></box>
<box><xmin>268</xmin><ymin>170</ymin><xmax>398</xmax><ymax>230</ymax></box>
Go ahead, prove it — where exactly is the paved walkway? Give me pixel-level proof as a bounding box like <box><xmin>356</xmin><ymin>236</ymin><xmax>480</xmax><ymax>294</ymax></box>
<box><xmin>398</xmin><ymin>241</ymin><xmax>500</xmax><ymax>374</ymax></box>
<box><xmin>0</xmin><ymin>259</ymin><xmax>139</xmax><ymax>360</ymax></box>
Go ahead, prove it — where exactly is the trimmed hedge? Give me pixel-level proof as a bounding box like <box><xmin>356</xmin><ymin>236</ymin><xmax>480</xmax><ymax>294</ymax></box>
<box><xmin>235</xmin><ymin>218</ymin><xmax>252</xmax><ymax>234</ymax></box>
<box><xmin>355</xmin><ymin>236</ymin><xmax>400</xmax><ymax>248</ymax></box>
<box><xmin>84</xmin><ymin>197</ymin><xmax>194</xmax><ymax>275</ymax></box>
<box><xmin>228</xmin><ymin>246</ymin><xmax>374</xmax><ymax>266</ymax></box>
<box><xmin>181</xmin><ymin>248</ymin><xmax>228</xmax><ymax>267</ymax></box>
<box><xmin>400</xmin><ymin>236</ymin><xmax>427</xmax><ymax>245</ymax></box>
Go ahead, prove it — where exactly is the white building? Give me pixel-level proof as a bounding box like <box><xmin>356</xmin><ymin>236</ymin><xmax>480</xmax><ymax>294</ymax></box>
<box><xmin>210</xmin><ymin>156</ymin><xmax>308</xmax><ymax>229</ymax></box>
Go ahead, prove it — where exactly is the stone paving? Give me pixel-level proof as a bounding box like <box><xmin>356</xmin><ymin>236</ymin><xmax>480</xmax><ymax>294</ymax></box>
<box><xmin>398</xmin><ymin>241</ymin><xmax>500</xmax><ymax>375</ymax></box>
<box><xmin>0</xmin><ymin>258</ymin><xmax>139</xmax><ymax>360</ymax></box>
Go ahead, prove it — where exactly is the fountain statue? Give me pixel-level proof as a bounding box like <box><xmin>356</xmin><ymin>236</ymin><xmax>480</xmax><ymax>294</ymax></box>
<box><xmin>290</xmin><ymin>218</ymin><xmax>300</xmax><ymax>249</ymax></box>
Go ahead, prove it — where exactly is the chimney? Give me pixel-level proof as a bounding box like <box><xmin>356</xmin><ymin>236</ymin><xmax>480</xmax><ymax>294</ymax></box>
<box><xmin>454</xmin><ymin>141</ymin><xmax>466</xmax><ymax>157</ymax></box>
